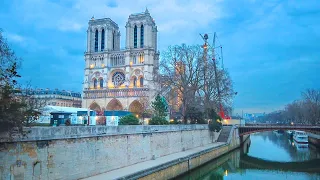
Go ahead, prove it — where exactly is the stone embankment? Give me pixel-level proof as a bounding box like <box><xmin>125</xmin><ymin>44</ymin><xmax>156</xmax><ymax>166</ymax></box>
<box><xmin>0</xmin><ymin>125</ymin><xmax>224</xmax><ymax>180</ymax></box>
<box><xmin>85</xmin><ymin>125</ymin><xmax>240</xmax><ymax>180</ymax></box>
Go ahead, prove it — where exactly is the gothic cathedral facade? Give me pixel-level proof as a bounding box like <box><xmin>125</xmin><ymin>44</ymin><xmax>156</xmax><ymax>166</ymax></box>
<box><xmin>82</xmin><ymin>9</ymin><xmax>160</xmax><ymax>116</ymax></box>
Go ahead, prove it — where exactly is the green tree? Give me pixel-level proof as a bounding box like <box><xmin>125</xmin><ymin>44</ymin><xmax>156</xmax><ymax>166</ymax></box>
<box><xmin>119</xmin><ymin>114</ymin><xmax>139</xmax><ymax>125</ymax></box>
<box><xmin>151</xmin><ymin>94</ymin><xmax>168</xmax><ymax>118</ymax></box>
<box><xmin>208</xmin><ymin>109</ymin><xmax>222</xmax><ymax>132</ymax></box>
<box><xmin>149</xmin><ymin>116</ymin><xmax>169</xmax><ymax>125</ymax></box>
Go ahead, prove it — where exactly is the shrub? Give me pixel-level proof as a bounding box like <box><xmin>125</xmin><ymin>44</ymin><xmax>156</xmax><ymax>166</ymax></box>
<box><xmin>169</xmin><ymin>118</ymin><xmax>181</xmax><ymax>124</ymax></box>
<box><xmin>186</xmin><ymin>107</ymin><xmax>207</xmax><ymax>124</ymax></box>
<box><xmin>119</xmin><ymin>114</ymin><xmax>139</xmax><ymax>125</ymax></box>
<box><xmin>208</xmin><ymin>109</ymin><xmax>222</xmax><ymax>132</ymax></box>
<box><xmin>149</xmin><ymin>116</ymin><xmax>169</xmax><ymax>125</ymax></box>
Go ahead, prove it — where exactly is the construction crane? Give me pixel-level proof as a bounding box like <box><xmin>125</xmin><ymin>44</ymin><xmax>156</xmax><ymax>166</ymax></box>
<box><xmin>200</xmin><ymin>32</ymin><xmax>226</xmax><ymax>119</ymax></box>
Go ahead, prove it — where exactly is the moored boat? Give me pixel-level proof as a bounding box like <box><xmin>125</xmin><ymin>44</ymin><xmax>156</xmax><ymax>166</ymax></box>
<box><xmin>293</xmin><ymin>130</ymin><xmax>308</xmax><ymax>144</ymax></box>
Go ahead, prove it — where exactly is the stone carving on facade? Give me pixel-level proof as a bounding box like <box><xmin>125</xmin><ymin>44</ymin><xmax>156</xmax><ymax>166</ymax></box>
<box><xmin>91</xmin><ymin>54</ymin><xmax>104</xmax><ymax>61</ymax></box>
<box><xmin>135</xmin><ymin>69</ymin><xmax>140</xmax><ymax>76</ymax></box>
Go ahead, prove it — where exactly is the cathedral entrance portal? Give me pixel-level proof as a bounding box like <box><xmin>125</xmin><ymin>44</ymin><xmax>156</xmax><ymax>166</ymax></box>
<box><xmin>89</xmin><ymin>102</ymin><xmax>101</xmax><ymax>112</ymax></box>
<box><xmin>89</xmin><ymin>102</ymin><xmax>105</xmax><ymax>124</ymax></box>
<box><xmin>106</xmin><ymin>98</ymin><xmax>123</xmax><ymax>110</ymax></box>
<box><xmin>129</xmin><ymin>100</ymin><xmax>143</xmax><ymax>117</ymax></box>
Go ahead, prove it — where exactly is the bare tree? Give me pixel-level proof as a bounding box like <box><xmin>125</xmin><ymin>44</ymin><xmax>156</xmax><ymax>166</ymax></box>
<box><xmin>260</xmin><ymin>89</ymin><xmax>320</xmax><ymax>125</ymax></box>
<box><xmin>201</xmin><ymin>60</ymin><xmax>235</xmax><ymax>116</ymax></box>
<box><xmin>160</xmin><ymin>44</ymin><xmax>203</xmax><ymax>122</ymax></box>
<box><xmin>160</xmin><ymin>43</ymin><xmax>235</xmax><ymax>122</ymax></box>
<box><xmin>0</xmin><ymin>29</ymin><xmax>41</xmax><ymax>135</ymax></box>
<box><xmin>302</xmin><ymin>89</ymin><xmax>320</xmax><ymax>125</ymax></box>
<box><xmin>139</xmin><ymin>96</ymin><xmax>152</xmax><ymax>124</ymax></box>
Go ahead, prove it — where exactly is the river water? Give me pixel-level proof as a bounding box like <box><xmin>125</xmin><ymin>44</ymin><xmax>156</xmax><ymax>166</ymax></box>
<box><xmin>175</xmin><ymin>131</ymin><xmax>320</xmax><ymax>180</ymax></box>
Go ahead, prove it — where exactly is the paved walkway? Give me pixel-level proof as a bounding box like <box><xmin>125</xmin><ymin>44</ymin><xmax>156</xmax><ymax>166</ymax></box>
<box><xmin>82</xmin><ymin>142</ymin><xmax>225</xmax><ymax>180</ymax></box>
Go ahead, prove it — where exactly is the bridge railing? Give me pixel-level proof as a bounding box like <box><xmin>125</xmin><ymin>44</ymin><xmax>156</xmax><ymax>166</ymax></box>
<box><xmin>244</xmin><ymin>123</ymin><xmax>316</xmax><ymax>127</ymax></box>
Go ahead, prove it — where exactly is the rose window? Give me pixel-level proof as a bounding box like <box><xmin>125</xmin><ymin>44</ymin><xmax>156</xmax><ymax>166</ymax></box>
<box><xmin>112</xmin><ymin>72</ymin><xmax>125</xmax><ymax>87</ymax></box>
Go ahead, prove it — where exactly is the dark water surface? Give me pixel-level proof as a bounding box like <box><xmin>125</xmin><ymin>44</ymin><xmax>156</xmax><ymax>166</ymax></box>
<box><xmin>175</xmin><ymin>131</ymin><xmax>320</xmax><ymax>180</ymax></box>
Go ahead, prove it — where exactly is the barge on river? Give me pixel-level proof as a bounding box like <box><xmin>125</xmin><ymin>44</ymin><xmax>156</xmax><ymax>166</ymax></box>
<box><xmin>293</xmin><ymin>130</ymin><xmax>309</xmax><ymax>145</ymax></box>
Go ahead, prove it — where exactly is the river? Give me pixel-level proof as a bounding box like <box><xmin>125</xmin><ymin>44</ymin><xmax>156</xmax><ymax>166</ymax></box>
<box><xmin>175</xmin><ymin>131</ymin><xmax>320</xmax><ymax>180</ymax></box>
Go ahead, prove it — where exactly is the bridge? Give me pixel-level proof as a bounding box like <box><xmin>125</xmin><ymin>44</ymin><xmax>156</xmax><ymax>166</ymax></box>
<box><xmin>238</xmin><ymin>124</ymin><xmax>320</xmax><ymax>136</ymax></box>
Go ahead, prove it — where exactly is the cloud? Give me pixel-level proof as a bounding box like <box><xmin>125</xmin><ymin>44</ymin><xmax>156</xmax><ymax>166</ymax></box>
<box><xmin>6</xmin><ymin>33</ymin><xmax>25</xmax><ymax>43</ymax></box>
<box><xmin>4</xmin><ymin>32</ymin><xmax>46</xmax><ymax>52</ymax></box>
<box><xmin>58</xmin><ymin>19</ymin><xmax>83</xmax><ymax>32</ymax></box>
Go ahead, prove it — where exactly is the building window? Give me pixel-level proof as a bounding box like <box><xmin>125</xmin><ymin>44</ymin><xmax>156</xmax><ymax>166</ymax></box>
<box><xmin>99</xmin><ymin>78</ymin><xmax>103</xmax><ymax>88</ymax></box>
<box><xmin>140</xmin><ymin>77</ymin><xmax>144</xmax><ymax>87</ymax></box>
<box><xmin>139</xmin><ymin>54</ymin><xmax>144</xmax><ymax>63</ymax></box>
<box><xmin>140</xmin><ymin>25</ymin><xmax>144</xmax><ymax>48</ymax></box>
<box><xmin>112</xmin><ymin>31</ymin><xmax>115</xmax><ymax>50</ymax></box>
<box><xmin>134</xmin><ymin>25</ymin><xmax>137</xmax><ymax>48</ymax></box>
<box><xmin>133</xmin><ymin>77</ymin><xmax>137</xmax><ymax>87</ymax></box>
<box><xmin>112</xmin><ymin>71</ymin><xmax>125</xmax><ymax>87</ymax></box>
<box><xmin>93</xmin><ymin>79</ymin><xmax>97</xmax><ymax>89</ymax></box>
<box><xmin>94</xmin><ymin>29</ymin><xmax>98</xmax><ymax>52</ymax></box>
<box><xmin>133</xmin><ymin>56</ymin><xmax>137</xmax><ymax>64</ymax></box>
<box><xmin>101</xmin><ymin>29</ymin><xmax>105</xmax><ymax>51</ymax></box>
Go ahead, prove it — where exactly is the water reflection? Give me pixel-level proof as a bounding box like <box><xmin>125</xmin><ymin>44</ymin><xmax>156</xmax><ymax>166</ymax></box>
<box><xmin>175</xmin><ymin>131</ymin><xmax>320</xmax><ymax>180</ymax></box>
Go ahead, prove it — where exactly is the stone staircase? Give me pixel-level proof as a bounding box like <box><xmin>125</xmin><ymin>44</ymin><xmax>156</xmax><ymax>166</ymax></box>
<box><xmin>217</xmin><ymin>126</ymin><xmax>233</xmax><ymax>142</ymax></box>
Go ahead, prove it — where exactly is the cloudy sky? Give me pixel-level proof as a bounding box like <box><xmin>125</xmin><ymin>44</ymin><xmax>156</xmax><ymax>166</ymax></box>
<box><xmin>1</xmin><ymin>0</ymin><xmax>319</xmax><ymax>114</ymax></box>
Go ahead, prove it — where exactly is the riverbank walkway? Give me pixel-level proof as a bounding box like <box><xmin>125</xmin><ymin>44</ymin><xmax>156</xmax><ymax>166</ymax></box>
<box><xmin>82</xmin><ymin>142</ymin><xmax>225</xmax><ymax>180</ymax></box>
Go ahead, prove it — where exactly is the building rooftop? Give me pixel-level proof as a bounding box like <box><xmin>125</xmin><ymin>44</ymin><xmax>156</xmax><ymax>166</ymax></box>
<box><xmin>20</xmin><ymin>89</ymin><xmax>82</xmax><ymax>98</ymax></box>
<box><xmin>89</xmin><ymin>17</ymin><xmax>119</xmax><ymax>28</ymax></box>
<box><xmin>41</xmin><ymin>106</ymin><xmax>88</xmax><ymax>113</ymax></box>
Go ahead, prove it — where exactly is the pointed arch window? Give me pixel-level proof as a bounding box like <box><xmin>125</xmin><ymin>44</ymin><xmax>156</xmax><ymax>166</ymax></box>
<box><xmin>139</xmin><ymin>54</ymin><xmax>144</xmax><ymax>63</ymax></box>
<box><xmin>139</xmin><ymin>77</ymin><xmax>144</xmax><ymax>87</ymax></box>
<box><xmin>133</xmin><ymin>56</ymin><xmax>137</xmax><ymax>64</ymax></box>
<box><xmin>140</xmin><ymin>25</ymin><xmax>144</xmax><ymax>48</ymax></box>
<box><xmin>99</xmin><ymin>78</ymin><xmax>103</xmax><ymax>89</ymax></box>
<box><xmin>93</xmin><ymin>79</ymin><xmax>98</xmax><ymax>89</ymax></box>
<box><xmin>101</xmin><ymin>29</ymin><xmax>105</xmax><ymax>51</ymax></box>
<box><xmin>133</xmin><ymin>77</ymin><xmax>137</xmax><ymax>87</ymax></box>
<box><xmin>94</xmin><ymin>30</ymin><xmax>98</xmax><ymax>52</ymax></box>
<box><xmin>134</xmin><ymin>25</ymin><xmax>137</xmax><ymax>48</ymax></box>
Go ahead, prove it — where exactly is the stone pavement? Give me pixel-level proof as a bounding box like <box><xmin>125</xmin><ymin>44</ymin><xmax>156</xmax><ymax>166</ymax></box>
<box><xmin>82</xmin><ymin>142</ymin><xmax>226</xmax><ymax>180</ymax></box>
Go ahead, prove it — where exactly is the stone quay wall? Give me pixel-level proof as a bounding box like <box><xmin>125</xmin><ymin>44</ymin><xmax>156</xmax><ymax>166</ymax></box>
<box><xmin>135</xmin><ymin>126</ymin><xmax>241</xmax><ymax>180</ymax></box>
<box><xmin>0</xmin><ymin>125</ymin><xmax>219</xmax><ymax>180</ymax></box>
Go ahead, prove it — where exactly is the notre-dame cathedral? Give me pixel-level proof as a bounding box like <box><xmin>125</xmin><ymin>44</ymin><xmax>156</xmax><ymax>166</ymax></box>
<box><xmin>82</xmin><ymin>9</ymin><xmax>160</xmax><ymax>116</ymax></box>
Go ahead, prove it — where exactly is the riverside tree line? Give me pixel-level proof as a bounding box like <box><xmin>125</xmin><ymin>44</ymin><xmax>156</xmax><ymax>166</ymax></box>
<box><xmin>257</xmin><ymin>89</ymin><xmax>320</xmax><ymax>125</ymax></box>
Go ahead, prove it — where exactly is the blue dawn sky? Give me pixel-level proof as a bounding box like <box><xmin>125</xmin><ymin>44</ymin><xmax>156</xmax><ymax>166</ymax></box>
<box><xmin>0</xmin><ymin>0</ymin><xmax>319</xmax><ymax>114</ymax></box>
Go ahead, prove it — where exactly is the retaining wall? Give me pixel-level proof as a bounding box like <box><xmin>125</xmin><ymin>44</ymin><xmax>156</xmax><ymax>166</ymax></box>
<box><xmin>0</xmin><ymin>125</ymin><xmax>219</xmax><ymax>180</ymax></box>
<box><xmin>132</xmin><ymin>126</ymin><xmax>240</xmax><ymax>180</ymax></box>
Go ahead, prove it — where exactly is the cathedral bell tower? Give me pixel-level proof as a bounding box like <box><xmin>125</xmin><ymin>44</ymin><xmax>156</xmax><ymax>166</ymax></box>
<box><xmin>125</xmin><ymin>8</ymin><xmax>158</xmax><ymax>51</ymax></box>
